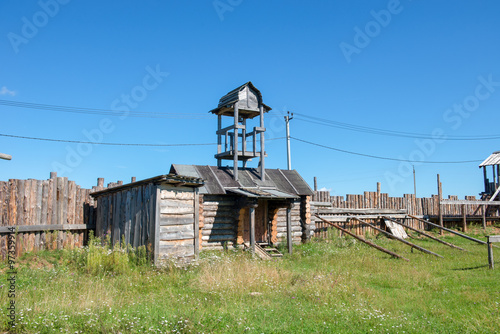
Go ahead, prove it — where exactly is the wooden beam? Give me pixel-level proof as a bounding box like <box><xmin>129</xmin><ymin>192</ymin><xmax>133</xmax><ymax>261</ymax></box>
<box><xmin>215</xmin><ymin>124</ymin><xmax>244</xmax><ymax>135</ymax></box>
<box><xmin>315</xmin><ymin>215</ymin><xmax>409</xmax><ymax>261</ymax></box>
<box><xmin>489</xmin><ymin>186</ymin><xmax>500</xmax><ymax>202</ymax></box>
<box><xmin>233</xmin><ymin>102</ymin><xmax>239</xmax><ymax>181</ymax></box>
<box><xmin>497</xmin><ymin>165</ymin><xmax>500</xmax><ymax>190</ymax></box>
<box><xmin>154</xmin><ymin>186</ymin><xmax>160</xmax><ymax>266</ymax></box>
<box><xmin>0</xmin><ymin>224</ymin><xmax>94</xmax><ymax>233</ymax></box>
<box><xmin>462</xmin><ymin>204</ymin><xmax>467</xmax><ymax>232</ymax></box>
<box><xmin>377</xmin><ymin>182</ymin><xmax>381</xmax><ymax>208</ymax></box>
<box><xmin>382</xmin><ymin>216</ymin><xmax>466</xmax><ymax>251</ymax></box>
<box><xmin>493</xmin><ymin>165</ymin><xmax>497</xmax><ymax>189</ymax></box>
<box><xmin>486</xmin><ymin>236</ymin><xmax>499</xmax><ymax>269</ymax></box>
<box><xmin>194</xmin><ymin>188</ymin><xmax>200</xmax><ymax>259</ymax></box>
<box><xmin>317</xmin><ymin>208</ymin><xmax>407</xmax><ymax>215</ymax></box>
<box><xmin>287</xmin><ymin>202</ymin><xmax>293</xmax><ymax>254</ymax></box>
<box><xmin>440</xmin><ymin>200</ymin><xmax>500</xmax><ymax>205</ymax></box>
<box><xmin>249</xmin><ymin>205</ymin><xmax>256</xmax><ymax>254</ymax></box>
<box><xmin>313</xmin><ymin>214</ymin><xmax>411</xmax><ymax>222</ymax></box>
<box><xmin>351</xmin><ymin>217</ymin><xmax>444</xmax><ymax>258</ymax></box>
<box><xmin>437</xmin><ymin>174</ymin><xmax>443</xmax><ymax>236</ymax></box>
<box><xmin>488</xmin><ymin>239</ymin><xmax>494</xmax><ymax>269</ymax></box>
<box><xmin>482</xmin><ymin>205</ymin><xmax>487</xmax><ymax>230</ymax></box>
<box><xmin>408</xmin><ymin>214</ymin><xmax>493</xmax><ymax>246</ymax></box>
<box><xmin>259</xmin><ymin>104</ymin><xmax>265</xmax><ymax>181</ymax></box>
<box><xmin>217</xmin><ymin>114</ymin><xmax>222</xmax><ymax>167</ymax></box>
<box><xmin>242</xmin><ymin>119</ymin><xmax>247</xmax><ymax>168</ymax></box>
<box><xmin>483</xmin><ymin>166</ymin><xmax>488</xmax><ymax>193</ymax></box>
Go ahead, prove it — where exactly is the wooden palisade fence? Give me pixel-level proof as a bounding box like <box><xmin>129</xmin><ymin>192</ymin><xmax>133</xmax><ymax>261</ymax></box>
<box><xmin>2</xmin><ymin>174</ymin><xmax>499</xmax><ymax>258</ymax></box>
<box><xmin>0</xmin><ymin>173</ymin><xmax>123</xmax><ymax>259</ymax></box>
<box><xmin>312</xmin><ymin>188</ymin><xmax>499</xmax><ymax>238</ymax></box>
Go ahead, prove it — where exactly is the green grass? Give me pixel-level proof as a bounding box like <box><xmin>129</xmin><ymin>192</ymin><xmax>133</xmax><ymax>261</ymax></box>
<box><xmin>1</xmin><ymin>226</ymin><xmax>500</xmax><ymax>333</ymax></box>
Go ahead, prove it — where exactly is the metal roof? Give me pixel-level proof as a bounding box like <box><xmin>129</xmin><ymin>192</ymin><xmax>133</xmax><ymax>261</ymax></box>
<box><xmin>91</xmin><ymin>174</ymin><xmax>204</xmax><ymax>197</ymax></box>
<box><xmin>169</xmin><ymin>164</ymin><xmax>313</xmax><ymax>197</ymax></box>
<box><xmin>479</xmin><ymin>151</ymin><xmax>500</xmax><ymax>167</ymax></box>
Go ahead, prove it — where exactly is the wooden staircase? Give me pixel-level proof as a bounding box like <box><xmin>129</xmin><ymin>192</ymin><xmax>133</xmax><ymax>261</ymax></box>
<box><xmin>245</xmin><ymin>242</ymin><xmax>283</xmax><ymax>260</ymax></box>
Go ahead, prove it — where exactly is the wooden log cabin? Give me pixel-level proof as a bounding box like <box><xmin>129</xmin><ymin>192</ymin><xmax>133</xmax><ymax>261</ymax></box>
<box><xmin>91</xmin><ymin>82</ymin><xmax>313</xmax><ymax>264</ymax></box>
<box><xmin>169</xmin><ymin>164</ymin><xmax>313</xmax><ymax>253</ymax></box>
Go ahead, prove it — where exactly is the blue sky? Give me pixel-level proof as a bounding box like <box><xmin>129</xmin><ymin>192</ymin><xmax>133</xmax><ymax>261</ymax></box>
<box><xmin>1</xmin><ymin>0</ymin><xmax>500</xmax><ymax>198</ymax></box>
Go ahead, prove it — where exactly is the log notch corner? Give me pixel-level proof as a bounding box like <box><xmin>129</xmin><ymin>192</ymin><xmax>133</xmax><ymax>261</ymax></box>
<box><xmin>301</xmin><ymin>195</ymin><xmax>312</xmax><ymax>243</ymax></box>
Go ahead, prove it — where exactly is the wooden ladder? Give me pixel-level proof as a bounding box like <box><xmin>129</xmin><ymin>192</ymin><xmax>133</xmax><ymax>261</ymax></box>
<box><xmin>257</xmin><ymin>242</ymin><xmax>283</xmax><ymax>259</ymax></box>
<box><xmin>244</xmin><ymin>242</ymin><xmax>283</xmax><ymax>260</ymax></box>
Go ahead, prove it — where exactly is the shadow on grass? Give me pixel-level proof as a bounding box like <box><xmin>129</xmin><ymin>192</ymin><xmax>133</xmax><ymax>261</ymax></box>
<box><xmin>452</xmin><ymin>264</ymin><xmax>489</xmax><ymax>271</ymax></box>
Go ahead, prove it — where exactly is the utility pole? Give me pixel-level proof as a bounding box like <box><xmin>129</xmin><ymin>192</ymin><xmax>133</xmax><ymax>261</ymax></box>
<box><xmin>413</xmin><ymin>165</ymin><xmax>416</xmax><ymax>197</ymax></box>
<box><xmin>0</xmin><ymin>153</ymin><xmax>12</xmax><ymax>160</ymax></box>
<box><xmin>285</xmin><ymin>111</ymin><xmax>293</xmax><ymax>170</ymax></box>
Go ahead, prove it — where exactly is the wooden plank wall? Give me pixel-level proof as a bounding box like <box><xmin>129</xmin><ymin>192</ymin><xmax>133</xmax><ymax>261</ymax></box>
<box><xmin>95</xmin><ymin>182</ymin><xmax>155</xmax><ymax>249</ymax></box>
<box><xmin>312</xmin><ymin>190</ymin><xmax>493</xmax><ymax>238</ymax></box>
<box><xmin>0</xmin><ymin>173</ymin><xmax>95</xmax><ymax>259</ymax></box>
<box><xmin>158</xmin><ymin>186</ymin><xmax>196</xmax><ymax>262</ymax></box>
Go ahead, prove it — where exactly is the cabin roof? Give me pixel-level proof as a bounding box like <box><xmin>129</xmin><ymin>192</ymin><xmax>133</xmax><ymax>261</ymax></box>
<box><xmin>170</xmin><ymin>164</ymin><xmax>313</xmax><ymax>197</ymax></box>
<box><xmin>479</xmin><ymin>151</ymin><xmax>500</xmax><ymax>167</ymax></box>
<box><xmin>90</xmin><ymin>174</ymin><xmax>204</xmax><ymax>197</ymax></box>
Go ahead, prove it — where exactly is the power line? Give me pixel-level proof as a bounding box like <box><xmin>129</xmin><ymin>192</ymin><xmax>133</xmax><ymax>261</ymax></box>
<box><xmin>0</xmin><ymin>133</ymin><xmax>215</xmax><ymax>146</ymax></box>
<box><xmin>291</xmin><ymin>137</ymin><xmax>483</xmax><ymax>164</ymax></box>
<box><xmin>0</xmin><ymin>133</ymin><xmax>285</xmax><ymax>147</ymax></box>
<box><xmin>0</xmin><ymin>99</ymin><xmax>212</xmax><ymax>119</ymax></box>
<box><xmin>293</xmin><ymin>112</ymin><xmax>500</xmax><ymax>141</ymax></box>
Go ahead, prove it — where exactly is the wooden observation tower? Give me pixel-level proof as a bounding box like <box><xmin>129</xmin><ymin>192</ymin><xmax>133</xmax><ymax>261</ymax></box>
<box><xmin>479</xmin><ymin>151</ymin><xmax>500</xmax><ymax>200</ymax></box>
<box><xmin>209</xmin><ymin>82</ymin><xmax>271</xmax><ymax>181</ymax></box>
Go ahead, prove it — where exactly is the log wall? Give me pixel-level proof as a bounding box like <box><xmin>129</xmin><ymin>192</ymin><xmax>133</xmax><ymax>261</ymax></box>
<box><xmin>270</xmin><ymin>198</ymin><xmax>302</xmax><ymax>245</ymax></box>
<box><xmin>201</xmin><ymin>195</ymin><xmax>239</xmax><ymax>249</ymax></box>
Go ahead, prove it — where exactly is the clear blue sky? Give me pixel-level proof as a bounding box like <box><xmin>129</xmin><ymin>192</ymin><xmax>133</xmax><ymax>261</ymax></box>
<box><xmin>1</xmin><ymin>0</ymin><xmax>500</xmax><ymax>198</ymax></box>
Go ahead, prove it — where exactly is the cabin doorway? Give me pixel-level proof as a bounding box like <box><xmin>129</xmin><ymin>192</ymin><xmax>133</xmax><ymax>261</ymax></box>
<box><xmin>242</xmin><ymin>199</ymin><xmax>269</xmax><ymax>244</ymax></box>
<box><xmin>255</xmin><ymin>200</ymin><xmax>268</xmax><ymax>243</ymax></box>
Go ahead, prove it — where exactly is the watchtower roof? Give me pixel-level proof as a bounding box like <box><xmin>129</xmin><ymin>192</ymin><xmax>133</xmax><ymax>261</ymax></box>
<box><xmin>209</xmin><ymin>81</ymin><xmax>271</xmax><ymax>119</ymax></box>
<box><xmin>479</xmin><ymin>151</ymin><xmax>500</xmax><ymax>167</ymax></box>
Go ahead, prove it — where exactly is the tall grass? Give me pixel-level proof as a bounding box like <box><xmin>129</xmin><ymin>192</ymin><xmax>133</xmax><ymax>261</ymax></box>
<box><xmin>1</xmin><ymin>225</ymin><xmax>499</xmax><ymax>333</ymax></box>
<box><xmin>69</xmin><ymin>231</ymin><xmax>150</xmax><ymax>276</ymax></box>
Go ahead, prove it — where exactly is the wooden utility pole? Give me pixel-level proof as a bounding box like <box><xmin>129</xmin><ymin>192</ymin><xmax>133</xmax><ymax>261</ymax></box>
<box><xmin>0</xmin><ymin>153</ymin><xmax>12</xmax><ymax>160</ymax></box>
<box><xmin>413</xmin><ymin>165</ymin><xmax>416</xmax><ymax>197</ymax></box>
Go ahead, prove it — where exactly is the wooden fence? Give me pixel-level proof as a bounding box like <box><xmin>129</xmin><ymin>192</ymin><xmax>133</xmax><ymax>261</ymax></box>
<box><xmin>0</xmin><ymin>172</ymin><xmax>97</xmax><ymax>258</ymax></box>
<box><xmin>2</xmin><ymin>173</ymin><xmax>499</xmax><ymax>257</ymax></box>
<box><xmin>312</xmin><ymin>190</ymin><xmax>499</xmax><ymax>238</ymax></box>
<box><xmin>0</xmin><ymin>172</ymin><xmax>131</xmax><ymax>259</ymax></box>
